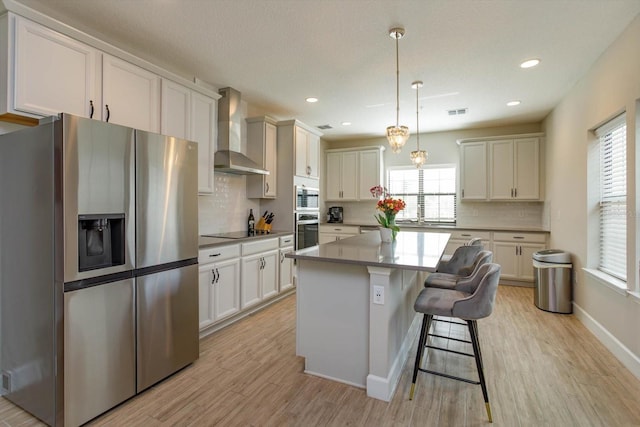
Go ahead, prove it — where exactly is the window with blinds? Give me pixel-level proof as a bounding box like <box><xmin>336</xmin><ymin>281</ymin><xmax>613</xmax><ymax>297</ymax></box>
<box><xmin>387</xmin><ymin>165</ymin><xmax>456</xmax><ymax>223</ymax></box>
<box><xmin>597</xmin><ymin>115</ymin><xmax>626</xmax><ymax>281</ymax></box>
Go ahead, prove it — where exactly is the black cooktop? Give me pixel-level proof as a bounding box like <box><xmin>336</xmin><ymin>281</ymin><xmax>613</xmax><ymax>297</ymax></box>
<box><xmin>202</xmin><ymin>231</ymin><xmax>256</xmax><ymax>239</ymax></box>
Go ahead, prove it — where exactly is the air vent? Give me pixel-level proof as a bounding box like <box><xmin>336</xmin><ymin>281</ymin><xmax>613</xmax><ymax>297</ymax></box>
<box><xmin>2</xmin><ymin>370</ymin><xmax>11</xmax><ymax>394</ymax></box>
<box><xmin>448</xmin><ymin>108</ymin><xmax>468</xmax><ymax>116</ymax></box>
<box><xmin>317</xmin><ymin>124</ymin><xmax>333</xmax><ymax>130</ymax></box>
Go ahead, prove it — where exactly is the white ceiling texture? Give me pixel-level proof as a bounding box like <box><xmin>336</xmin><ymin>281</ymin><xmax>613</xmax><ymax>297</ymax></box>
<box><xmin>8</xmin><ymin>0</ymin><xmax>640</xmax><ymax>140</ymax></box>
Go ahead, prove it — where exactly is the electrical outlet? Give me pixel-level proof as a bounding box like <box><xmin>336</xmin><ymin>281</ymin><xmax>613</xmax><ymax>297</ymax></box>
<box><xmin>373</xmin><ymin>285</ymin><xmax>384</xmax><ymax>305</ymax></box>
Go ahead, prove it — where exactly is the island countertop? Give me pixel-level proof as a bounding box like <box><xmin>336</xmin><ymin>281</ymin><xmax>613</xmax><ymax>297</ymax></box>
<box><xmin>287</xmin><ymin>230</ymin><xmax>450</xmax><ymax>272</ymax></box>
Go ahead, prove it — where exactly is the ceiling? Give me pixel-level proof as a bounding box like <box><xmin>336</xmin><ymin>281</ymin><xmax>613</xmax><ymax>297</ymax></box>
<box><xmin>7</xmin><ymin>0</ymin><xmax>640</xmax><ymax>141</ymax></box>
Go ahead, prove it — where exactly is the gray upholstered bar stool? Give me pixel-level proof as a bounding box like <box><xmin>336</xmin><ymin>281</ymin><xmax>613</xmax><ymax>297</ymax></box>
<box><xmin>425</xmin><ymin>250</ymin><xmax>493</xmax><ymax>289</ymax></box>
<box><xmin>409</xmin><ymin>263</ymin><xmax>502</xmax><ymax>423</ymax></box>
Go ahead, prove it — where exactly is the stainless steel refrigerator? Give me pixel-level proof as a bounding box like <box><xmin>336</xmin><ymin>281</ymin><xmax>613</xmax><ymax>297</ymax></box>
<box><xmin>0</xmin><ymin>114</ymin><xmax>199</xmax><ymax>426</ymax></box>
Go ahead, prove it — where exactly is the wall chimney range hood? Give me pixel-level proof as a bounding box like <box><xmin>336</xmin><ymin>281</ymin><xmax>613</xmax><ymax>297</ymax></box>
<box><xmin>215</xmin><ymin>87</ymin><xmax>269</xmax><ymax>175</ymax></box>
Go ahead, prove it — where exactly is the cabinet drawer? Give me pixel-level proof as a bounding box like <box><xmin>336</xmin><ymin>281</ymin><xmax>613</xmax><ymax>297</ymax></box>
<box><xmin>242</xmin><ymin>238</ymin><xmax>279</xmax><ymax>256</ymax></box>
<box><xmin>493</xmin><ymin>231</ymin><xmax>547</xmax><ymax>243</ymax></box>
<box><xmin>450</xmin><ymin>230</ymin><xmax>492</xmax><ymax>241</ymax></box>
<box><xmin>199</xmin><ymin>244</ymin><xmax>240</xmax><ymax>264</ymax></box>
<box><xmin>279</xmin><ymin>235</ymin><xmax>294</xmax><ymax>247</ymax></box>
<box><xmin>319</xmin><ymin>225</ymin><xmax>360</xmax><ymax>234</ymax></box>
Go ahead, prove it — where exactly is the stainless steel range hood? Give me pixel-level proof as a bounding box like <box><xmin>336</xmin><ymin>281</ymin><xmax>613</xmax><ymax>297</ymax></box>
<box><xmin>215</xmin><ymin>87</ymin><xmax>268</xmax><ymax>175</ymax></box>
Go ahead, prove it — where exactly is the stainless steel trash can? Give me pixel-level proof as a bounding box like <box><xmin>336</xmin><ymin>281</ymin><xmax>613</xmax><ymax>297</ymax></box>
<box><xmin>533</xmin><ymin>250</ymin><xmax>572</xmax><ymax>314</ymax></box>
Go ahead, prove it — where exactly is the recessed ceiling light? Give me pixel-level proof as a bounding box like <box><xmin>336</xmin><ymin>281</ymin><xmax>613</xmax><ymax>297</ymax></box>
<box><xmin>341</xmin><ymin>122</ymin><xmax>352</xmax><ymax>126</ymax></box>
<box><xmin>306</xmin><ymin>97</ymin><xmax>318</xmax><ymax>103</ymax></box>
<box><xmin>520</xmin><ymin>58</ymin><xmax>540</xmax><ymax>68</ymax></box>
<box><xmin>507</xmin><ymin>100</ymin><xmax>521</xmax><ymax>107</ymax></box>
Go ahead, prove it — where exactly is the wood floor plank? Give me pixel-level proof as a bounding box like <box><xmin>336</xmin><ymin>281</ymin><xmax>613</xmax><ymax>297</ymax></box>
<box><xmin>1</xmin><ymin>285</ymin><xmax>640</xmax><ymax>427</ymax></box>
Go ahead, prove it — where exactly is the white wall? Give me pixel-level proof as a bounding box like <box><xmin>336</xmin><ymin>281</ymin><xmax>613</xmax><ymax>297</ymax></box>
<box><xmin>543</xmin><ymin>14</ymin><xmax>640</xmax><ymax>377</ymax></box>
<box><xmin>325</xmin><ymin>123</ymin><xmax>543</xmax><ymax>227</ymax></box>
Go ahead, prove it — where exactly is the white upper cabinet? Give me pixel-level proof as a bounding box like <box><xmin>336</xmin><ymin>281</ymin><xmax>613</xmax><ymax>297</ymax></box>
<box><xmin>294</xmin><ymin>126</ymin><xmax>320</xmax><ymax>179</ymax></box>
<box><xmin>247</xmin><ymin>116</ymin><xmax>278</xmax><ymax>198</ymax></box>
<box><xmin>325</xmin><ymin>147</ymin><xmax>384</xmax><ymax>202</ymax></box>
<box><xmin>2</xmin><ymin>13</ymin><xmax>99</xmax><ymax>121</ymax></box>
<box><xmin>460</xmin><ymin>142</ymin><xmax>487</xmax><ymax>200</ymax></box>
<box><xmin>160</xmin><ymin>79</ymin><xmax>190</xmax><ymax>139</ymax></box>
<box><xmin>160</xmin><ymin>79</ymin><xmax>218</xmax><ymax>194</ymax></box>
<box><xmin>102</xmin><ymin>54</ymin><xmax>160</xmax><ymax>133</ymax></box>
<box><xmin>191</xmin><ymin>91</ymin><xmax>217</xmax><ymax>194</ymax></box>
<box><xmin>459</xmin><ymin>134</ymin><xmax>542</xmax><ymax>201</ymax></box>
<box><xmin>489</xmin><ymin>137</ymin><xmax>540</xmax><ymax>200</ymax></box>
<box><xmin>358</xmin><ymin>148</ymin><xmax>383</xmax><ymax>200</ymax></box>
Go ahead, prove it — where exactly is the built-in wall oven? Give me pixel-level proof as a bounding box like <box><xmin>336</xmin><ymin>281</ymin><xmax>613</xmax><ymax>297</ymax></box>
<box><xmin>295</xmin><ymin>211</ymin><xmax>319</xmax><ymax>250</ymax></box>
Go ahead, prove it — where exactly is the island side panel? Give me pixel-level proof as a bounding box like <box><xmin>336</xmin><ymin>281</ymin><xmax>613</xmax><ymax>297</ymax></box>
<box><xmin>296</xmin><ymin>259</ymin><xmax>370</xmax><ymax>388</ymax></box>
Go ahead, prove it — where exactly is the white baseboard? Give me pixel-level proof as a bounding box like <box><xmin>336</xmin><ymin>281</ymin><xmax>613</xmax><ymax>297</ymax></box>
<box><xmin>366</xmin><ymin>313</ymin><xmax>421</xmax><ymax>402</ymax></box>
<box><xmin>573</xmin><ymin>303</ymin><xmax>640</xmax><ymax>380</ymax></box>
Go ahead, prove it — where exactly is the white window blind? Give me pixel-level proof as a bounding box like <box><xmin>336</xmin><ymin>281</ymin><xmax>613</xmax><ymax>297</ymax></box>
<box><xmin>597</xmin><ymin>115</ymin><xmax>626</xmax><ymax>281</ymax></box>
<box><xmin>387</xmin><ymin>165</ymin><xmax>456</xmax><ymax>223</ymax></box>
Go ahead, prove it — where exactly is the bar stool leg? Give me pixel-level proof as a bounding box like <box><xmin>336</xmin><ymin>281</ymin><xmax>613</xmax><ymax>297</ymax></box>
<box><xmin>409</xmin><ymin>314</ymin><xmax>432</xmax><ymax>400</ymax></box>
<box><xmin>467</xmin><ymin>320</ymin><xmax>492</xmax><ymax>422</ymax></box>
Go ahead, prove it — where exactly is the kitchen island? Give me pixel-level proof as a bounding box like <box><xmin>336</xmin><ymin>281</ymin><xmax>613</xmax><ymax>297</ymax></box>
<box><xmin>286</xmin><ymin>230</ymin><xmax>449</xmax><ymax>402</ymax></box>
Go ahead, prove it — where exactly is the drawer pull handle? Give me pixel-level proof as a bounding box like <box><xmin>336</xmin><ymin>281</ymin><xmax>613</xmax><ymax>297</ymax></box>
<box><xmin>209</xmin><ymin>253</ymin><xmax>221</xmax><ymax>257</ymax></box>
<box><xmin>461</xmin><ymin>234</ymin><xmax>471</xmax><ymax>237</ymax></box>
<box><xmin>283</xmin><ymin>239</ymin><xmax>292</xmax><ymax>243</ymax></box>
<box><xmin>513</xmin><ymin>236</ymin><xmax>525</xmax><ymax>239</ymax></box>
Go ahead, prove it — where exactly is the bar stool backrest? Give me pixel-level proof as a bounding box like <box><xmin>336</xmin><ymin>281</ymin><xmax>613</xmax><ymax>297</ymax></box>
<box><xmin>436</xmin><ymin>244</ymin><xmax>482</xmax><ymax>274</ymax></box>
<box><xmin>452</xmin><ymin>263</ymin><xmax>501</xmax><ymax>320</ymax></box>
<box><xmin>467</xmin><ymin>237</ymin><xmax>483</xmax><ymax>246</ymax></box>
<box><xmin>457</xmin><ymin>250</ymin><xmax>493</xmax><ymax>282</ymax></box>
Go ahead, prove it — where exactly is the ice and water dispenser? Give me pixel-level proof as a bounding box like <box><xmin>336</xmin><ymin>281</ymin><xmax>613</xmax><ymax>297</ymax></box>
<box><xmin>78</xmin><ymin>213</ymin><xmax>126</xmax><ymax>271</ymax></box>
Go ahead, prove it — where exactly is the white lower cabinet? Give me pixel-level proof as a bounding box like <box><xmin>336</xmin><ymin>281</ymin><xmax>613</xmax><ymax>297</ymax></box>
<box><xmin>279</xmin><ymin>235</ymin><xmax>295</xmax><ymax>292</ymax></box>
<box><xmin>319</xmin><ymin>224</ymin><xmax>360</xmax><ymax>244</ymax></box>
<box><xmin>492</xmin><ymin>232</ymin><xmax>546</xmax><ymax>281</ymax></box>
<box><xmin>198</xmin><ymin>244</ymin><xmax>241</xmax><ymax>331</ymax></box>
<box><xmin>241</xmin><ymin>238</ymin><xmax>279</xmax><ymax>309</ymax></box>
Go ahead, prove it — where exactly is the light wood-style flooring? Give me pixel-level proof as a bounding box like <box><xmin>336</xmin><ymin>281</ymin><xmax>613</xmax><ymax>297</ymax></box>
<box><xmin>2</xmin><ymin>285</ymin><xmax>640</xmax><ymax>426</ymax></box>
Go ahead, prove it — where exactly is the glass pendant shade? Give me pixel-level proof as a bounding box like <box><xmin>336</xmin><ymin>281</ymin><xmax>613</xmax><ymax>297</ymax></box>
<box><xmin>410</xmin><ymin>149</ymin><xmax>427</xmax><ymax>168</ymax></box>
<box><xmin>386</xmin><ymin>27</ymin><xmax>409</xmax><ymax>153</ymax></box>
<box><xmin>386</xmin><ymin>125</ymin><xmax>409</xmax><ymax>153</ymax></box>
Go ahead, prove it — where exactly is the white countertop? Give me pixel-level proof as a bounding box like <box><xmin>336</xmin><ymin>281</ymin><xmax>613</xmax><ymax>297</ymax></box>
<box><xmin>324</xmin><ymin>221</ymin><xmax>549</xmax><ymax>233</ymax></box>
<box><xmin>198</xmin><ymin>230</ymin><xmax>292</xmax><ymax>249</ymax></box>
<box><xmin>287</xmin><ymin>230</ymin><xmax>450</xmax><ymax>272</ymax></box>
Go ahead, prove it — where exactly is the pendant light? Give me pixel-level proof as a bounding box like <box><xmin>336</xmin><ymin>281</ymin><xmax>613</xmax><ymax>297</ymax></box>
<box><xmin>410</xmin><ymin>80</ymin><xmax>427</xmax><ymax>168</ymax></box>
<box><xmin>386</xmin><ymin>27</ymin><xmax>409</xmax><ymax>153</ymax></box>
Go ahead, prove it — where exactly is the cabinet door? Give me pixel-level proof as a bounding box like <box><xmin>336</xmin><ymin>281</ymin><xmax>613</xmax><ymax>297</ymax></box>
<box><xmin>489</xmin><ymin>140</ymin><xmax>514</xmax><ymax>200</ymax></box>
<box><xmin>198</xmin><ymin>265</ymin><xmax>215</xmax><ymax>330</ymax></box>
<box><xmin>102</xmin><ymin>54</ymin><xmax>160</xmax><ymax>132</ymax></box>
<box><xmin>325</xmin><ymin>152</ymin><xmax>342</xmax><ymax>200</ymax></box>
<box><xmin>514</xmin><ymin>138</ymin><xmax>540</xmax><ymax>200</ymax></box>
<box><xmin>341</xmin><ymin>151</ymin><xmax>358</xmax><ymax>200</ymax></box>
<box><xmin>261</xmin><ymin>250</ymin><xmax>279</xmax><ymax>300</ymax></box>
<box><xmin>160</xmin><ymin>79</ymin><xmax>190</xmax><ymax>139</ymax></box>
<box><xmin>307</xmin><ymin>132</ymin><xmax>320</xmax><ymax>178</ymax></box>
<box><xmin>14</xmin><ymin>16</ymin><xmax>98</xmax><ymax>118</ymax></box>
<box><xmin>214</xmin><ymin>258</ymin><xmax>240</xmax><ymax>321</ymax></box>
<box><xmin>264</xmin><ymin>122</ymin><xmax>278</xmax><ymax>197</ymax></box>
<box><xmin>358</xmin><ymin>149</ymin><xmax>381</xmax><ymax>200</ymax></box>
<box><xmin>319</xmin><ymin>234</ymin><xmax>339</xmax><ymax>244</ymax></box>
<box><xmin>241</xmin><ymin>254</ymin><xmax>262</xmax><ymax>309</ymax></box>
<box><xmin>460</xmin><ymin>142</ymin><xmax>487</xmax><ymax>200</ymax></box>
<box><xmin>492</xmin><ymin>242</ymin><xmax>519</xmax><ymax>280</ymax></box>
<box><xmin>294</xmin><ymin>127</ymin><xmax>309</xmax><ymax>176</ymax></box>
<box><xmin>518</xmin><ymin>243</ymin><xmax>545</xmax><ymax>281</ymax></box>
<box><xmin>279</xmin><ymin>247</ymin><xmax>294</xmax><ymax>292</ymax></box>
<box><xmin>191</xmin><ymin>91</ymin><xmax>216</xmax><ymax>194</ymax></box>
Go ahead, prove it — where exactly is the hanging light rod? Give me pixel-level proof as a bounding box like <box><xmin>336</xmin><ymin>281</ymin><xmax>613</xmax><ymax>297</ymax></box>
<box><xmin>410</xmin><ymin>80</ymin><xmax>427</xmax><ymax>168</ymax></box>
<box><xmin>386</xmin><ymin>27</ymin><xmax>409</xmax><ymax>153</ymax></box>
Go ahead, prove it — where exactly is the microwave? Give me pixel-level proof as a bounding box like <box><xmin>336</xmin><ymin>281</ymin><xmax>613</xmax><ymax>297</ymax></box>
<box><xmin>295</xmin><ymin>186</ymin><xmax>319</xmax><ymax>211</ymax></box>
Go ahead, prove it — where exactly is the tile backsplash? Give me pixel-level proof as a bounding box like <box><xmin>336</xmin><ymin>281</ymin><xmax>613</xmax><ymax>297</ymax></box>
<box><xmin>198</xmin><ymin>173</ymin><xmax>260</xmax><ymax>235</ymax></box>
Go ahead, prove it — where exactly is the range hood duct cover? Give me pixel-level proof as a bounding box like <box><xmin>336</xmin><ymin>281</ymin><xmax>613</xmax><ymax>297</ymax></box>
<box><xmin>214</xmin><ymin>87</ymin><xmax>268</xmax><ymax>175</ymax></box>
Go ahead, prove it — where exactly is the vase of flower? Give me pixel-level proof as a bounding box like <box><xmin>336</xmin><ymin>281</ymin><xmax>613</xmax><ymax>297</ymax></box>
<box><xmin>370</xmin><ymin>185</ymin><xmax>406</xmax><ymax>242</ymax></box>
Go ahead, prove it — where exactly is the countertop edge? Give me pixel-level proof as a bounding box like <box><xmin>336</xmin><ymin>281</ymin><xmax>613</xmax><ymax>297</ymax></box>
<box><xmin>199</xmin><ymin>231</ymin><xmax>294</xmax><ymax>249</ymax></box>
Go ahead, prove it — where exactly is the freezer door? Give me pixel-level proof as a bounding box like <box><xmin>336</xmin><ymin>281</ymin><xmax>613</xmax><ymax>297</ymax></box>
<box><xmin>64</xmin><ymin>279</ymin><xmax>136</xmax><ymax>427</ymax></box>
<box><xmin>136</xmin><ymin>264</ymin><xmax>199</xmax><ymax>392</ymax></box>
<box><xmin>135</xmin><ymin>131</ymin><xmax>198</xmax><ymax>268</ymax></box>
